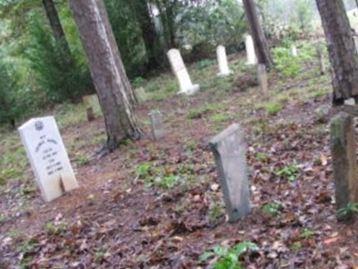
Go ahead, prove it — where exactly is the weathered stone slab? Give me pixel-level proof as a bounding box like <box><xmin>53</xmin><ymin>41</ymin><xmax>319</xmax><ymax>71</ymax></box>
<box><xmin>18</xmin><ymin>116</ymin><xmax>78</xmax><ymax>202</ymax></box>
<box><xmin>330</xmin><ymin>112</ymin><xmax>358</xmax><ymax>212</ymax></box>
<box><xmin>217</xmin><ymin>45</ymin><xmax>232</xmax><ymax>77</ymax></box>
<box><xmin>245</xmin><ymin>34</ymin><xmax>257</xmax><ymax>65</ymax></box>
<box><xmin>257</xmin><ymin>64</ymin><xmax>268</xmax><ymax>94</ymax></box>
<box><xmin>209</xmin><ymin>123</ymin><xmax>251</xmax><ymax>222</ymax></box>
<box><xmin>316</xmin><ymin>44</ymin><xmax>326</xmax><ymax>75</ymax></box>
<box><xmin>149</xmin><ymin>110</ymin><xmax>165</xmax><ymax>140</ymax></box>
<box><xmin>167</xmin><ymin>49</ymin><xmax>200</xmax><ymax>95</ymax></box>
<box><xmin>135</xmin><ymin>87</ymin><xmax>148</xmax><ymax>103</ymax></box>
<box><xmin>82</xmin><ymin>94</ymin><xmax>101</xmax><ymax>115</ymax></box>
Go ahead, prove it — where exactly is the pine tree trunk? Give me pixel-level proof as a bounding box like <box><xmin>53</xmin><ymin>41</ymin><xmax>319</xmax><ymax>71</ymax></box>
<box><xmin>242</xmin><ymin>0</ymin><xmax>273</xmax><ymax>68</ymax></box>
<box><xmin>42</xmin><ymin>0</ymin><xmax>72</xmax><ymax>62</ymax></box>
<box><xmin>69</xmin><ymin>0</ymin><xmax>141</xmax><ymax>150</ymax></box>
<box><xmin>131</xmin><ymin>0</ymin><xmax>161</xmax><ymax>70</ymax></box>
<box><xmin>316</xmin><ymin>0</ymin><xmax>358</xmax><ymax>105</ymax></box>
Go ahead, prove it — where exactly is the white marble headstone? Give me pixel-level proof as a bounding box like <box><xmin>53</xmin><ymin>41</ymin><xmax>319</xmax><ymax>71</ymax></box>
<box><xmin>18</xmin><ymin>116</ymin><xmax>78</xmax><ymax>202</ymax></box>
<box><xmin>245</xmin><ymin>34</ymin><xmax>257</xmax><ymax>65</ymax></box>
<box><xmin>291</xmin><ymin>45</ymin><xmax>298</xmax><ymax>57</ymax></box>
<box><xmin>217</xmin><ymin>45</ymin><xmax>232</xmax><ymax>77</ymax></box>
<box><xmin>167</xmin><ymin>49</ymin><xmax>200</xmax><ymax>95</ymax></box>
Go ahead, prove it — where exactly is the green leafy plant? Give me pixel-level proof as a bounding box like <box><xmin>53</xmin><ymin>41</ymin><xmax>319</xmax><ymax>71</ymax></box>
<box><xmin>262</xmin><ymin>202</ymin><xmax>283</xmax><ymax>216</ymax></box>
<box><xmin>210</xmin><ymin>113</ymin><xmax>230</xmax><ymax>123</ymax></box>
<box><xmin>153</xmin><ymin>175</ymin><xmax>180</xmax><ymax>189</ymax></box>
<box><xmin>256</xmin><ymin>152</ymin><xmax>269</xmax><ymax>162</ymax></box>
<box><xmin>76</xmin><ymin>154</ymin><xmax>90</xmax><ymax>166</ymax></box>
<box><xmin>273</xmin><ymin>47</ymin><xmax>300</xmax><ymax>78</ymax></box>
<box><xmin>136</xmin><ymin>163</ymin><xmax>152</xmax><ymax>179</ymax></box>
<box><xmin>188</xmin><ymin>107</ymin><xmax>212</xmax><ymax>119</ymax></box>
<box><xmin>196</xmin><ymin>59</ymin><xmax>214</xmax><ymax>70</ymax></box>
<box><xmin>300</xmin><ymin>228</ymin><xmax>315</xmax><ymax>239</ymax></box>
<box><xmin>265</xmin><ymin>102</ymin><xmax>283</xmax><ymax>116</ymax></box>
<box><xmin>291</xmin><ymin>241</ymin><xmax>302</xmax><ymax>251</ymax></box>
<box><xmin>0</xmin><ymin>214</ymin><xmax>7</xmax><ymax>224</ymax></box>
<box><xmin>200</xmin><ymin>241</ymin><xmax>259</xmax><ymax>269</ymax></box>
<box><xmin>337</xmin><ymin>203</ymin><xmax>358</xmax><ymax>220</ymax></box>
<box><xmin>44</xmin><ymin>222</ymin><xmax>67</xmax><ymax>236</ymax></box>
<box><xmin>276</xmin><ymin>163</ymin><xmax>300</xmax><ymax>182</ymax></box>
<box><xmin>208</xmin><ymin>202</ymin><xmax>224</xmax><ymax>223</ymax></box>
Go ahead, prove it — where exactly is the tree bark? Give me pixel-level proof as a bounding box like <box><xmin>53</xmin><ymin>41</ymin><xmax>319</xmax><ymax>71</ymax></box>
<box><xmin>242</xmin><ymin>0</ymin><xmax>273</xmax><ymax>68</ymax></box>
<box><xmin>42</xmin><ymin>0</ymin><xmax>72</xmax><ymax>61</ymax></box>
<box><xmin>69</xmin><ymin>0</ymin><xmax>141</xmax><ymax>150</ymax></box>
<box><xmin>316</xmin><ymin>0</ymin><xmax>358</xmax><ymax>105</ymax></box>
<box><xmin>131</xmin><ymin>0</ymin><xmax>162</xmax><ymax>70</ymax></box>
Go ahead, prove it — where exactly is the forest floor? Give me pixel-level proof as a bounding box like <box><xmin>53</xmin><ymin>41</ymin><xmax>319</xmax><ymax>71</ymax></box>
<box><xmin>0</xmin><ymin>43</ymin><xmax>357</xmax><ymax>268</ymax></box>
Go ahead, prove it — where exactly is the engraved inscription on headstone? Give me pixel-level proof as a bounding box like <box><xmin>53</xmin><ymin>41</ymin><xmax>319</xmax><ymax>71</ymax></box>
<box><xmin>18</xmin><ymin>116</ymin><xmax>79</xmax><ymax>202</ymax></box>
<box><xmin>167</xmin><ymin>49</ymin><xmax>200</xmax><ymax>95</ymax></box>
<box><xmin>209</xmin><ymin>123</ymin><xmax>251</xmax><ymax>222</ymax></box>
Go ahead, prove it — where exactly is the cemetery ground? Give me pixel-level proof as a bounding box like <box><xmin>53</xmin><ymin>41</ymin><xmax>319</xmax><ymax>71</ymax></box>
<box><xmin>0</xmin><ymin>43</ymin><xmax>357</xmax><ymax>268</ymax></box>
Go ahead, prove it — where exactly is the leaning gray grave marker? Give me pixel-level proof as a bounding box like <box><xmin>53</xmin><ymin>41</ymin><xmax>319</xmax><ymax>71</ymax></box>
<box><xmin>331</xmin><ymin>111</ymin><xmax>358</xmax><ymax>215</ymax></box>
<box><xmin>149</xmin><ymin>110</ymin><xmax>165</xmax><ymax>140</ymax></box>
<box><xmin>209</xmin><ymin>123</ymin><xmax>251</xmax><ymax>222</ymax></box>
<box><xmin>82</xmin><ymin>94</ymin><xmax>101</xmax><ymax>121</ymax></box>
<box><xmin>257</xmin><ymin>64</ymin><xmax>268</xmax><ymax>94</ymax></box>
<box><xmin>18</xmin><ymin>116</ymin><xmax>79</xmax><ymax>202</ymax></box>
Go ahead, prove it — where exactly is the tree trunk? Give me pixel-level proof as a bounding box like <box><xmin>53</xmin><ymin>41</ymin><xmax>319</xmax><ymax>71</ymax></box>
<box><xmin>69</xmin><ymin>0</ymin><xmax>141</xmax><ymax>151</ymax></box>
<box><xmin>42</xmin><ymin>0</ymin><xmax>72</xmax><ymax>61</ymax></box>
<box><xmin>242</xmin><ymin>0</ymin><xmax>273</xmax><ymax>68</ymax></box>
<box><xmin>316</xmin><ymin>0</ymin><xmax>358</xmax><ymax>105</ymax></box>
<box><xmin>131</xmin><ymin>0</ymin><xmax>162</xmax><ymax>70</ymax></box>
<box><xmin>155</xmin><ymin>0</ymin><xmax>177</xmax><ymax>49</ymax></box>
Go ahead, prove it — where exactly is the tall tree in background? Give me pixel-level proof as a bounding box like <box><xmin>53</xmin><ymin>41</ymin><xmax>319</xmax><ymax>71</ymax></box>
<box><xmin>242</xmin><ymin>0</ymin><xmax>273</xmax><ymax>68</ymax></box>
<box><xmin>316</xmin><ymin>0</ymin><xmax>358</xmax><ymax>105</ymax></box>
<box><xmin>42</xmin><ymin>0</ymin><xmax>72</xmax><ymax>64</ymax></box>
<box><xmin>155</xmin><ymin>0</ymin><xmax>178</xmax><ymax>49</ymax></box>
<box><xmin>70</xmin><ymin>0</ymin><xmax>141</xmax><ymax>151</ymax></box>
<box><xmin>131</xmin><ymin>0</ymin><xmax>162</xmax><ymax>70</ymax></box>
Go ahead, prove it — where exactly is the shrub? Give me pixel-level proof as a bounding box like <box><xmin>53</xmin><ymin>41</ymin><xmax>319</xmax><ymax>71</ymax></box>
<box><xmin>273</xmin><ymin>47</ymin><xmax>300</xmax><ymax>78</ymax></box>
<box><xmin>200</xmin><ymin>241</ymin><xmax>259</xmax><ymax>269</ymax></box>
<box><xmin>265</xmin><ymin>102</ymin><xmax>283</xmax><ymax>115</ymax></box>
<box><xmin>26</xmin><ymin>16</ymin><xmax>92</xmax><ymax>103</ymax></box>
<box><xmin>0</xmin><ymin>62</ymin><xmax>22</xmax><ymax>127</ymax></box>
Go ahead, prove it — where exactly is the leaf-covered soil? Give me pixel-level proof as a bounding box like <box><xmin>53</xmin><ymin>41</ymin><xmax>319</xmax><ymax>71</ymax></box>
<box><xmin>0</xmin><ymin>52</ymin><xmax>357</xmax><ymax>268</ymax></box>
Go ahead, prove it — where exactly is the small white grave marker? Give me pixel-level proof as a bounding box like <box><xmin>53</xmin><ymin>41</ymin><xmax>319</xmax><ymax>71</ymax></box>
<box><xmin>245</xmin><ymin>34</ymin><xmax>257</xmax><ymax>65</ymax></box>
<box><xmin>291</xmin><ymin>45</ymin><xmax>298</xmax><ymax>57</ymax></box>
<box><xmin>209</xmin><ymin>123</ymin><xmax>251</xmax><ymax>222</ymax></box>
<box><xmin>217</xmin><ymin>45</ymin><xmax>232</xmax><ymax>77</ymax></box>
<box><xmin>18</xmin><ymin>116</ymin><xmax>78</xmax><ymax>202</ymax></box>
<box><xmin>167</xmin><ymin>49</ymin><xmax>200</xmax><ymax>95</ymax></box>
